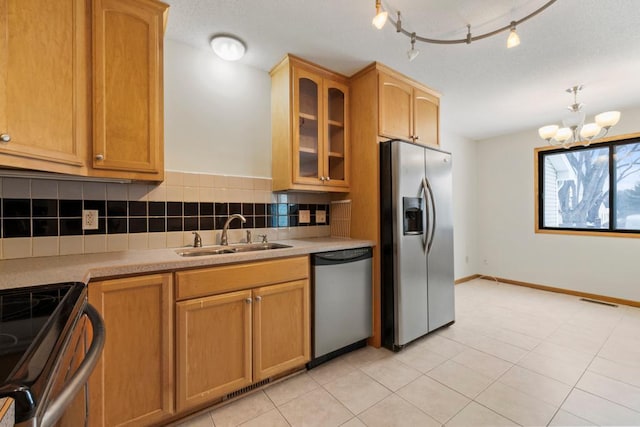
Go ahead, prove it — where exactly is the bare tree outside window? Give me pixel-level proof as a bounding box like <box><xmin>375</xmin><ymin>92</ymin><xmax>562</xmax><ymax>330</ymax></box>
<box><xmin>614</xmin><ymin>142</ymin><xmax>640</xmax><ymax>230</ymax></box>
<box><xmin>539</xmin><ymin>139</ymin><xmax>640</xmax><ymax>233</ymax></box>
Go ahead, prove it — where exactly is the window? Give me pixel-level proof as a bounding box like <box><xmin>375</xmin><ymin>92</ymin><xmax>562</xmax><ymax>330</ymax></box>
<box><xmin>537</xmin><ymin>135</ymin><xmax>640</xmax><ymax>234</ymax></box>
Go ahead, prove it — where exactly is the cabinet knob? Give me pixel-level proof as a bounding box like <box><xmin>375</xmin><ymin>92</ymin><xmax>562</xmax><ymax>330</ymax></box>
<box><xmin>95</xmin><ymin>154</ymin><xmax>105</xmax><ymax>161</ymax></box>
<box><xmin>245</xmin><ymin>297</ymin><xmax>252</xmax><ymax>304</ymax></box>
<box><xmin>325</xmin><ymin>176</ymin><xmax>331</xmax><ymax>181</ymax></box>
<box><xmin>414</xmin><ymin>135</ymin><xmax>420</xmax><ymax>140</ymax></box>
<box><xmin>0</xmin><ymin>133</ymin><xmax>11</xmax><ymax>143</ymax></box>
<box><xmin>255</xmin><ymin>296</ymin><xmax>262</xmax><ymax>302</ymax></box>
<box><xmin>319</xmin><ymin>176</ymin><xmax>326</xmax><ymax>182</ymax></box>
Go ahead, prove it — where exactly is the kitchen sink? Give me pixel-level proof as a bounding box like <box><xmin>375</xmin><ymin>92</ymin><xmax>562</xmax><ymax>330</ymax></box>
<box><xmin>175</xmin><ymin>242</ymin><xmax>292</xmax><ymax>257</ymax></box>
<box><xmin>230</xmin><ymin>242</ymin><xmax>292</xmax><ymax>252</ymax></box>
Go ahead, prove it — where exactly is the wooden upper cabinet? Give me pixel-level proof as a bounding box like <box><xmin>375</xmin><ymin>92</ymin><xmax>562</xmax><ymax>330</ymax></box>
<box><xmin>293</xmin><ymin>67</ymin><xmax>323</xmax><ymax>187</ymax></box>
<box><xmin>88</xmin><ymin>273</ymin><xmax>174</xmax><ymax>426</ymax></box>
<box><xmin>271</xmin><ymin>54</ymin><xmax>350</xmax><ymax>192</ymax></box>
<box><xmin>413</xmin><ymin>88</ymin><xmax>440</xmax><ymax>147</ymax></box>
<box><xmin>91</xmin><ymin>0</ymin><xmax>167</xmax><ymax>180</ymax></box>
<box><xmin>0</xmin><ymin>0</ymin><xmax>89</xmax><ymax>174</ymax></box>
<box><xmin>325</xmin><ymin>80</ymin><xmax>349</xmax><ymax>185</ymax></box>
<box><xmin>379</xmin><ymin>73</ymin><xmax>413</xmax><ymax>141</ymax></box>
<box><xmin>378</xmin><ymin>69</ymin><xmax>440</xmax><ymax>146</ymax></box>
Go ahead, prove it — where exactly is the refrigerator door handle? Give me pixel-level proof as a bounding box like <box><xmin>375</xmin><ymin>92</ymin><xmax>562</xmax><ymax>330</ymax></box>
<box><xmin>420</xmin><ymin>177</ymin><xmax>429</xmax><ymax>251</ymax></box>
<box><xmin>424</xmin><ymin>176</ymin><xmax>437</xmax><ymax>254</ymax></box>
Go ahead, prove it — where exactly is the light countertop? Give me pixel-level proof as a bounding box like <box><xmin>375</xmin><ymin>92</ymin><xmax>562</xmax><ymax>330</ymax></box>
<box><xmin>0</xmin><ymin>238</ymin><xmax>374</xmax><ymax>290</ymax></box>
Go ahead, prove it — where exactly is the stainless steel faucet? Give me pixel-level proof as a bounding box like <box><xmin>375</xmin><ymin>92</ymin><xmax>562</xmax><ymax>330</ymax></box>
<box><xmin>192</xmin><ymin>231</ymin><xmax>202</xmax><ymax>247</ymax></box>
<box><xmin>221</xmin><ymin>214</ymin><xmax>246</xmax><ymax>245</ymax></box>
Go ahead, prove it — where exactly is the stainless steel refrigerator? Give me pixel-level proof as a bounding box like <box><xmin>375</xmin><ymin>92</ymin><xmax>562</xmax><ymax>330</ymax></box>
<box><xmin>380</xmin><ymin>139</ymin><xmax>455</xmax><ymax>351</ymax></box>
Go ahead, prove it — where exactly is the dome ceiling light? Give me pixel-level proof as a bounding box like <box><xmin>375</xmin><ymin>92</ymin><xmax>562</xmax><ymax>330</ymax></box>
<box><xmin>210</xmin><ymin>34</ymin><xmax>246</xmax><ymax>61</ymax></box>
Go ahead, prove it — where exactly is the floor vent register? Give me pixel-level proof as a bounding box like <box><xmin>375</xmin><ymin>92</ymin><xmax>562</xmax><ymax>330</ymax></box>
<box><xmin>223</xmin><ymin>378</ymin><xmax>271</xmax><ymax>401</ymax></box>
<box><xmin>579</xmin><ymin>298</ymin><xmax>618</xmax><ymax>308</ymax></box>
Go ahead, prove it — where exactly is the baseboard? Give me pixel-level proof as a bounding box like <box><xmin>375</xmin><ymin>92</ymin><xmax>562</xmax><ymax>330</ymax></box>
<box><xmin>454</xmin><ymin>274</ymin><xmax>481</xmax><ymax>285</ymax></box>
<box><xmin>476</xmin><ymin>275</ymin><xmax>640</xmax><ymax>308</ymax></box>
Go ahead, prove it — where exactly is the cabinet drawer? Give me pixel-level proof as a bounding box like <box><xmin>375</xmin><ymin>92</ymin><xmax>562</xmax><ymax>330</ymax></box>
<box><xmin>175</xmin><ymin>256</ymin><xmax>309</xmax><ymax>300</ymax></box>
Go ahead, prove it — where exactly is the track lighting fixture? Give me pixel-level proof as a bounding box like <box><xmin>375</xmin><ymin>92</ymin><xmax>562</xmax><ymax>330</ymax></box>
<box><xmin>507</xmin><ymin>21</ymin><xmax>520</xmax><ymax>48</ymax></box>
<box><xmin>407</xmin><ymin>33</ymin><xmax>419</xmax><ymax>61</ymax></box>
<box><xmin>372</xmin><ymin>0</ymin><xmax>388</xmax><ymax>30</ymax></box>
<box><xmin>371</xmin><ymin>0</ymin><xmax>556</xmax><ymax>60</ymax></box>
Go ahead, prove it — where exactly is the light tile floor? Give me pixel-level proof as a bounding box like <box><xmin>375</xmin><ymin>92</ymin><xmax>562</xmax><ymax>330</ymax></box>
<box><xmin>176</xmin><ymin>279</ymin><xmax>640</xmax><ymax>426</ymax></box>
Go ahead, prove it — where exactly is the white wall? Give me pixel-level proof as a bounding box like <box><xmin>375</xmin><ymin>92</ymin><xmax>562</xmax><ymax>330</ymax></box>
<box><xmin>164</xmin><ymin>39</ymin><xmax>272</xmax><ymax>177</ymax></box>
<box><xmin>477</xmin><ymin>106</ymin><xmax>640</xmax><ymax>301</ymax></box>
<box><xmin>440</xmin><ymin>130</ymin><xmax>479</xmax><ymax>280</ymax></box>
<box><xmin>163</xmin><ymin>39</ymin><xmax>480</xmax><ymax>281</ymax></box>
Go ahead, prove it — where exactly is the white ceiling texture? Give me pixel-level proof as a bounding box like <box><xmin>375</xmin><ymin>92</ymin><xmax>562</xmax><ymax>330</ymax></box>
<box><xmin>164</xmin><ymin>0</ymin><xmax>640</xmax><ymax>141</ymax></box>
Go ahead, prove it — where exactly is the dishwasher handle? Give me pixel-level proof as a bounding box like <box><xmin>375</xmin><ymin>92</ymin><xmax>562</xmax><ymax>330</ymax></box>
<box><xmin>312</xmin><ymin>247</ymin><xmax>373</xmax><ymax>266</ymax></box>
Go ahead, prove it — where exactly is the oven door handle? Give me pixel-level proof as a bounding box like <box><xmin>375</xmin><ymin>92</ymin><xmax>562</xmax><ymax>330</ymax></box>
<box><xmin>41</xmin><ymin>303</ymin><xmax>105</xmax><ymax>427</ymax></box>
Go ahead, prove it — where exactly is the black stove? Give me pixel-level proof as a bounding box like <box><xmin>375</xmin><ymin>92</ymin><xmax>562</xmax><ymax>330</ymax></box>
<box><xmin>0</xmin><ymin>282</ymin><xmax>87</xmax><ymax>424</ymax></box>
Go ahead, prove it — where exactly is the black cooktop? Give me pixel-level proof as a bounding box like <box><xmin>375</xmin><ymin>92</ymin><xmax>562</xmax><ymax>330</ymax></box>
<box><xmin>0</xmin><ymin>282</ymin><xmax>86</xmax><ymax>422</ymax></box>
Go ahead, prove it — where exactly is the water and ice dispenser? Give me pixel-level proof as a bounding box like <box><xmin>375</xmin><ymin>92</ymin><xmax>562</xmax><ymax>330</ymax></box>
<box><xmin>403</xmin><ymin>197</ymin><xmax>423</xmax><ymax>235</ymax></box>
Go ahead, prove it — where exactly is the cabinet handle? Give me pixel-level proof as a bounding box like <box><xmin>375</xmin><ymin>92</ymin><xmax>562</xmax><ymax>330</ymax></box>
<box><xmin>0</xmin><ymin>133</ymin><xmax>11</xmax><ymax>143</ymax></box>
<box><xmin>255</xmin><ymin>296</ymin><xmax>262</xmax><ymax>302</ymax></box>
<box><xmin>95</xmin><ymin>154</ymin><xmax>105</xmax><ymax>161</ymax></box>
<box><xmin>319</xmin><ymin>176</ymin><xmax>325</xmax><ymax>182</ymax></box>
<box><xmin>325</xmin><ymin>176</ymin><xmax>331</xmax><ymax>181</ymax></box>
<box><xmin>414</xmin><ymin>135</ymin><xmax>420</xmax><ymax>140</ymax></box>
<box><xmin>245</xmin><ymin>297</ymin><xmax>252</xmax><ymax>304</ymax></box>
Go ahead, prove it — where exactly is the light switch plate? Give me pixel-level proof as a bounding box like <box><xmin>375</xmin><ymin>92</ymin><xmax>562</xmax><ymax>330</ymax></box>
<box><xmin>299</xmin><ymin>210</ymin><xmax>310</xmax><ymax>224</ymax></box>
<box><xmin>82</xmin><ymin>210</ymin><xmax>99</xmax><ymax>230</ymax></box>
<box><xmin>316</xmin><ymin>210</ymin><xmax>326</xmax><ymax>224</ymax></box>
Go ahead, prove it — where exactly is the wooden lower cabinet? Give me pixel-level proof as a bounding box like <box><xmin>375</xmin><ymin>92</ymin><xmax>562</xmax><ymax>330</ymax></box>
<box><xmin>176</xmin><ymin>290</ymin><xmax>253</xmax><ymax>411</ymax></box>
<box><xmin>253</xmin><ymin>280</ymin><xmax>310</xmax><ymax>380</ymax></box>
<box><xmin>175</xmin><ymin>257</ymin><xmax>311</xmax><ymax>413</ymax></box>
<box><xmin>86</xmin><ymin>257</ymin><xmax>310</xmax><ymax>424</ymax></box>
<box><xmin>88</xmin><ymin>274</ymin><xmax>174</xmax><ymax>427</ymax></box>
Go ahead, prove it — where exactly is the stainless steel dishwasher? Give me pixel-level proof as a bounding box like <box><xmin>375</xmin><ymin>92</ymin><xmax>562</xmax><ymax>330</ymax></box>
<box><xmin>308</xmin><ymin>247</ymin><xmax>373</xmax><ymax>368</ymax></box>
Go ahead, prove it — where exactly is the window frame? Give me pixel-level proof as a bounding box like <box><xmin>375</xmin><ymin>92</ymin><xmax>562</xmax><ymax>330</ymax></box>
<box><xmin>534</xmin><ymin>131</ymin><xmax>640</xmax><ymax>238</ymax></box>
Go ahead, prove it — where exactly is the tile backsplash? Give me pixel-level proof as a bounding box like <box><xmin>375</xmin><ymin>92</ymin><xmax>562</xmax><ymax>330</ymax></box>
<box><xmin>0</xmin><ymin>171</ymin><xmax>331</xmax><ymax>259</ymax></box>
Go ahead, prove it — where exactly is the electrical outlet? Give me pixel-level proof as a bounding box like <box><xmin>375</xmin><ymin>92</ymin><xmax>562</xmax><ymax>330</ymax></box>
<box><xmin>82</xmin><ymin>210</ymin><xmax>99</xmax><ymax>230</ymax></box>
<box><xmin>316</xmin><ymin>210</ymin><xmax>326</xmax><ymax>224</ymax></box>
<box><xmin>299</xmin><ymin>210</ymin><xmax>310</xmax><ymax>224</ymax></box>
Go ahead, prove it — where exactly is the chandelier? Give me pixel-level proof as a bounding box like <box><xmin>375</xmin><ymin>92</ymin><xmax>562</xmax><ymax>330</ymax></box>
<box><xmin>538</xmin><ymin>85</ymin><xmax>621</xmax><ymax>148</ymax></box>
<box><xmin>371</xmin><ymin>0</ymin><xmax>557</xmax><ymax>61</ymax></box>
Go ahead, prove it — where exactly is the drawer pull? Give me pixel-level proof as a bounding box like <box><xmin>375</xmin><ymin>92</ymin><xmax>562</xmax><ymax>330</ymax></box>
<box><xmin>0</xmin><ymin>133</ymin><xmax>11</xmax><ymax>143</ymax></box>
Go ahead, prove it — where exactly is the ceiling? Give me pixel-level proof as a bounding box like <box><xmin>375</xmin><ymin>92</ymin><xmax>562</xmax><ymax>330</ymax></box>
<box><xmin>164</xmin><ymin>0</ymin><xmax>640</xmax><ymax>141</ymax></box>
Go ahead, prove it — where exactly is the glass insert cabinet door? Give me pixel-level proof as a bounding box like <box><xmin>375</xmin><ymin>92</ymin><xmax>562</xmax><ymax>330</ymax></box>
<box><xmin>325</xmin><ymin>82</ymin><xmax>348</xmax><ymax>184</ymax></box>
<box><xmin>292</xmin><ymin>68</ymin><xmax>349</xmax><ymax>188</ymax></box>
<box><xmin>293</xmin><ymin>69</ymin><xmax>322</xmax><ymax>184</ymax></box>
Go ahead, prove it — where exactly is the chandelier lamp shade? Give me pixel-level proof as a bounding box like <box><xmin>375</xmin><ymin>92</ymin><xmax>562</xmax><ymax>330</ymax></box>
<box><xmin>371</xmin><ymin>0</ymin><xmax>556</xmax><ymax>60</ymax></box>
<box><xmin>538</xmin><ymin>85</ymin><xmax>621</xmax><ymax>148</ymax></box>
